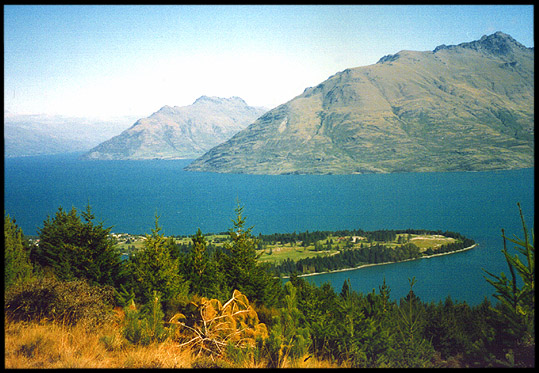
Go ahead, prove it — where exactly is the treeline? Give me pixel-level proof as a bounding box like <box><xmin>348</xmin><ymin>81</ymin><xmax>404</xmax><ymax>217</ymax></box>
<box><xmin>268</xmin><ymin>236</ymin><xmax>476</xmax><ymax>276</ymax></box>
<box><xmin>3</xmin><ymin>203</ymin><xmax>534</xmax><ymax>367</ymax></box>
<box><xmin>270</xmin><ymin>243</ymin><xmax>422</xmax><ymax>275</ymax></box>
<box><xmin>257</xmin><ymin>228</ymin><xmax>472</xmax><ymax>247</ymax></box>
<box><xmin>257</xmin><ymin>229</ymin><xmax>398</xmax><ymax>246</ymax></box>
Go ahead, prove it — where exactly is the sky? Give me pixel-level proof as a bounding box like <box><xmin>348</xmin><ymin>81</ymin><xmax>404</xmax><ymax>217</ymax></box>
<box><xmin>4</xmin><ymin>4</ymin><xmax>535</xmax><ymax>119</ymax></box>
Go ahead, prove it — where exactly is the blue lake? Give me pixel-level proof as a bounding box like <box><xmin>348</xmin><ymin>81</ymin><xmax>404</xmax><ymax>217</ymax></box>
<box><xmin>4</xmin><ymin>153</ymin><xmax>534</xmax><ymax>305</ymax></box>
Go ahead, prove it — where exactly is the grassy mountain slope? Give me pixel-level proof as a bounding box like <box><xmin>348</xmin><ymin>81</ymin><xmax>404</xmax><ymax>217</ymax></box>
<box><xmin>185</xmin><ymin>32</ymin><xmax>534</xmax><ymax>174</ymax></box>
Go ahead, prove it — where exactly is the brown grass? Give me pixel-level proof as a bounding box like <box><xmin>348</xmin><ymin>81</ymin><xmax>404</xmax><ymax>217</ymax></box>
<box><xmin>4</xmin><ymin>316</ymin><xmax>340</xmax><ymax>368</ymax></box>
<box><xmin>4</xmin><ymin>316</ymin><xmax>192</xmax><ymax>368</ymax></box>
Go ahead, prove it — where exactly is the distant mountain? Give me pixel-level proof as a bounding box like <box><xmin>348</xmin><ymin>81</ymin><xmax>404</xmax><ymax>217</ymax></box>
<box><xmin>82</xmin><ymin>96</ymin><xmax>267</xmax><ymax>160</ymax></box>
<box><xmin>4</xmin><ymin>114</ymin><xmax>135</xmax><ymax>158</ymax></box>
<box><xmin>185</xmin><ymin>32</ymin><xmax>534</xmax><ymax>175</ymax></box>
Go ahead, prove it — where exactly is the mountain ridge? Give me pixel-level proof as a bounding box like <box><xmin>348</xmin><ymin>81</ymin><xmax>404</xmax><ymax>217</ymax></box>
<box><xmin>185</xmin><ymin>32</ymin><xmax>534</xmax><ymax>175</ymax></box>
<box><xmin>82</xmin><ymin>96</ymin><xmax>267</xmax><ymax>160</ymax></box>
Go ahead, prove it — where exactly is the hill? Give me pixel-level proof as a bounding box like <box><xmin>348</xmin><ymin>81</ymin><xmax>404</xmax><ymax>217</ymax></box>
<box><xmin>185</xmin><ymin>32</ymin><xmax>534</xmax><ymax>174</ymax></box>
<box><xmin>82</xmin><ymin>96</ymin><xmax>267</xmax><ymax>160</ymax></box>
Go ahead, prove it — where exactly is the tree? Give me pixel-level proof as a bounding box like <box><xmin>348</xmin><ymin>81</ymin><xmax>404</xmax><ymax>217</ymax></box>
<box><xmin>184</xmin><ymin>228</ymin><xmax>223</xmax><ymax>299</ymax></box>
<box><xmin>483</xmin><ymin>203</ymin><xmax>534</xmax><ymax>367</ymax></box>
<box><xmin>264</xmin><ymin>281</ymin><xmax>311</xmax><ymax>367</ymax></box>
<box><xmin>4</xmin><ymin>212</ymin><xmax>33</xmax><ymax>289</ymax></box>
<box><xmin>394</xmin><ymin>277</ymin><xmax>435</xmax><ymax>367</ymax></box>
<box><xmin>126</xmin><ymin>214</ymin><xmax>188</xmax><ymax>308</ymax></box>
<box><xmin>220</xmin><ymin>203</ymin><xmax>281</xmax><ymax>306</ymax></box>
<box><xmin>32</xmin><ymin>204</ymin><xmax>122</xmax><ymax>286</ymax></box>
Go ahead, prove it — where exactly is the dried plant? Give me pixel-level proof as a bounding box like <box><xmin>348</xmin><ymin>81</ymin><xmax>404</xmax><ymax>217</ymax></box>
<box><xmin>168</xmin><ymin>289</ymin><xmax>268</xmax><ymax>359</ymax></box>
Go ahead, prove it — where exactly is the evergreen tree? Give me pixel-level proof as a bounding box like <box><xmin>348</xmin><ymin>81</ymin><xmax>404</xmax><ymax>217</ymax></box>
<box><xmin>126</xmin><ymin>214</ymin><xmax>188</xmax><ymax>307</ymax></box>
<box><xmin>4</xmin><ymin>212</ymin><xmax>33</xmax><ymax>289</ymax></box>
<box><xmin>32</xmin><ymin>204</ymin><xmax>122</xmax><ymax>286</ymax></box>
<box><xmin>220</xmin><ymin>203</ymin><xmax>281</xmax><ymax>306</ymax></box>
<box><xmin>185</xmin><ymin>228</ymin><xmax>223</xmax><ymax>298</ymax></box>
<box><xmin>265</xmin><ymin>281</ymin><xmax>311</xmax><ymax>367</ymax></box>
<box><xmin>394</xmin><ymin>277</ymin><xmax>435</xmax><ymax>367</ymax></box>
<box><xmin>483</xmin><ymin>203</ymin><xmax>535</xmax><ymax>367</ymax></box>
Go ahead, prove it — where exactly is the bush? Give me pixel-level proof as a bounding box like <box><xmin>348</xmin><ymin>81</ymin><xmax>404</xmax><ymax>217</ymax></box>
<box><xmin>122</xmin><ymin>292</ymin><xmax>168</xmax><ymax>346</ymax></box>
<box><xmin>4</xmin><ymin>276</ymin><xmax>115</xmax><ymax>326</ymax></box>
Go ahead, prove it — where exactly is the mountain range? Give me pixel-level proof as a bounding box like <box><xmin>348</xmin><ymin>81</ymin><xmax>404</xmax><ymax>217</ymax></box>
<box><xmin>4</xmin><ymin>114</ymin><xmax>136</xmax><ymax>158</ymax></box>
<box><xmin>185</xmin><ymin>32</ymin><xmax>534</xmax><ymax>174</ymax></box>
<box><xmin>82</xmin><ymin>96</ymin><xmax>267</xmax><ymax>160</ymax></box>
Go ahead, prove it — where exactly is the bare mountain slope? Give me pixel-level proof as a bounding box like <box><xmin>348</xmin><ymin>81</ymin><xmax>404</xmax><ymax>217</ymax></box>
<box><xmin>185</xmin><ymin>32</ymin><xmax>533</xmax><ymax>174</ymax></box>
<box><xmin>82</xmin><ymin>96</ymin><xmax>267</xmax><ymax>160</ymax></box>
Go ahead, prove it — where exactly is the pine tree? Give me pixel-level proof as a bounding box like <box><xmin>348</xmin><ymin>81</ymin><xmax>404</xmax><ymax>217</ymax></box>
<box><xmin>32</xmin><ymin>204</ymin><xmax>122</xmax><ymax>286</ymax></box>
<box><xmin>4</xmin><ymin>212</ymin><xmax>33</xmax><ymax>289</ymax></box>
<box><xmin>126</xmin><ymin>214</ymin><xmax>188</xmax><ymax>307</ymax></box>
<box><xmin>394</xmin><ymin>277</ymin><xmax>435</xmax><ymax>367</ymax></box>
<box><xmin>483</xmin><ymin>203</ymin><xmax>535</xmax><ymax>367</ymax></box>
<box><xmin>186</xmin><ymin>228</ymin><xmax>223</xmax><ymax>298</ymax></box>
<box><xmin>221</xmin><ymin>203</ymin><xmax>260</xmax><ymax>300</ymax></box>
<box><xmin>220</xmin><ymin>203</ymin><xmax>281</xmax><ymax>306</ymax></box>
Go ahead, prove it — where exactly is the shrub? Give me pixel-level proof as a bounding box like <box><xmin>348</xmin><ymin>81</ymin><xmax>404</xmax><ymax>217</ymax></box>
<box><xmin>4</xmin><ymin>276</ymin><xmax>115</xmax><ymax>326</ymax></box>
<box><xmin>122</xmin><ymin>292</ymin><xmax>168</xmax><ymax>346</ymax></box>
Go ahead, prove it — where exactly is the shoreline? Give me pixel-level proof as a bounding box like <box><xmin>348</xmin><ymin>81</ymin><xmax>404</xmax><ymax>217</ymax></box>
<box><xmin>281</xmin><ymin>244</ymin><xmax>478</xmax><ymax>279</ymax></box>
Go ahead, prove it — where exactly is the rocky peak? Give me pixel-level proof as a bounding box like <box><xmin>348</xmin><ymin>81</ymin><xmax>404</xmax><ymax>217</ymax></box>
<box><xmin>377</xmin><ymin>53</ymin><xmax>401</xmax><ymax>64</ymax></box>
<box><xmin>433</xmin><ymin>31</ymin><xmax>529</xmax><ymax>58</ymax></box>
<box><xmin>193</xmin><ymin>95</ymin><xmax>248</xmax><ymax>106</ymax></box>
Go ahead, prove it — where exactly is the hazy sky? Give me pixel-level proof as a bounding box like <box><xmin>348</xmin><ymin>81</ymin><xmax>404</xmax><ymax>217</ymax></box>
<box><xmin>4</xmin><ymin>4</ymin><xmax>534</xmax><ymax>118</ymax></box>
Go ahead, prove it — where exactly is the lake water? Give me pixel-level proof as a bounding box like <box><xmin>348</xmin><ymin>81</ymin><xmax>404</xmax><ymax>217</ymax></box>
<box><xmin>4</xmin><ymin>153</ymin><xmax>534</xmax><ymax>305</ymax></box>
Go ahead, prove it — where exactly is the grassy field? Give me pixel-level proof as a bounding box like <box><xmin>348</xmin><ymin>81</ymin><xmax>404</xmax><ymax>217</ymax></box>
<box><xmin>257</xmin><ymin>244</ymin><xmax>338</xmax><ymax>264</ymax></box>
<box><xmin>257</xmin><ymin>233</ymin><xmax>456</xmax><ymax>264</ymax></box>
<box><xmin>408</xmin><ymin>234</ymin><xmax>456</xmax><ymax>251</ymax></box>
<box><xmin>4</xmin><ymin>316</ymin><xmax>339</xmax><ymax>368</ymax></box>
<box><xmin>113</xmin><ymin>231</ymin><xmax>457</xmax><ymax>265</ymax></box>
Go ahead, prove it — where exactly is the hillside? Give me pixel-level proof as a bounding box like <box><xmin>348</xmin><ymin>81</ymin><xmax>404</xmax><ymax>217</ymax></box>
<box><xmin>82</xmin><ymin>96</ymin><xmax>267</xmax><ymax>160</ymax></box>
<box><xmin>185</xmin><ymin>32</ymin><xmax>534</xmax><ymax>174</ymax></box>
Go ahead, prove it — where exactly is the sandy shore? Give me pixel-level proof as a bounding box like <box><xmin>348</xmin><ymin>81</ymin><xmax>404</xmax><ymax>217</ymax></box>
<box><xmin>282</xmin><ymin>244</ymin><xmax>478</xmax><ymax>279</ymax></box>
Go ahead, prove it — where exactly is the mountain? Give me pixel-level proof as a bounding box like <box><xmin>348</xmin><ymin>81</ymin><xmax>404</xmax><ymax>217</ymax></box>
<box><xmin>185</xmin><ymin>32</ymin><xmax>534</xmax><ymax>175</ymax></box>
<box><xmin>82</xmin><ymin>96</ymin><xmax>267</xmax><ymax>160</ymax></box>
<box><xmin>4</xmin><ymin>114</ymin><xmax>135</xmax><ymax>158</ymax></box>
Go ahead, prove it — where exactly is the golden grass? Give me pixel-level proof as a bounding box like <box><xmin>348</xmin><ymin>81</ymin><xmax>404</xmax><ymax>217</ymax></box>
<box><xmin>4</xmin><ymin>317</ymin><xmax>192</xmax><ymax>368</ymax></box>
<box><xmin>4</xmin><ymin>316</ymin><xmax>340</xmax><ymax>368</ymax></box>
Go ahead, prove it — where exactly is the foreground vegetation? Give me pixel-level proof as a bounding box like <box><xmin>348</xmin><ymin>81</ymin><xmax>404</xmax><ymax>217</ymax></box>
<box><xmin>4</xmin><ymin>203</ymin><xmax>534</xmax><ymax>367</ymax></box>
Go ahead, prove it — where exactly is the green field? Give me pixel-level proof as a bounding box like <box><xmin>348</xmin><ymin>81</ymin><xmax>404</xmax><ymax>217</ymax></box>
<box><xmin>256</xmin><ymin>233</ymin><xmax>456</xmax><ymax>264</ymax></box>
<box><xmin>114</xmin><ymin>232</ymin><xmax>457</xmax><ymax>264</ymax></box>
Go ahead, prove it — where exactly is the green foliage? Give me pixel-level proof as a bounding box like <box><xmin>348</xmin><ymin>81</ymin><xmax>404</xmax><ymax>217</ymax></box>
<box><xmin>7</xmin><ymin>202</ymin><xmax>535</xmax><ymax>367</ymax></box>
<box><xmin>4</xmin><ymin>212</ymin><xmax>33</xmax><ymax>290</ymax></box>
<box><xmin>4</xmin><ymin>276</ymin><xmax>115</xmax><ymax>327</ymax></box>
<box><xmin>262</xmin><ymin>282</ymin><xmax>311</xmax><ymax>367</ymax></box>
<box><xmin>220</xmin><ymin>203</ymin><xmax>282</xmax><ymax>306</ymax></box>
<box><xmin>184</xmin><ymin>228</ymin><xmax>223</xmax><ymax>299</ymax></box>
<box><xmin>393</xmin><ymin>277</ymin><xmax>435</xmax><ymax>367</ymax></box>
<box><xmin>32</xmin><ymin>204</ymin><xmax>122</xmax><ymax>287</ymax></box>
<box><xmin>122</xmin><ymin>291</ymin><xmax>168</xmax><ymax>345</ymax></box>
<box><xmin>483</xmin><ymin>203</ymin><xmax>535</xmax><ymax>367</ymax></box>
<box><xmin>124</xmin><ymin>214</ymin><xmax>189</xmax><ymax>308</ymax></box>
<box><xmin>289</xmin><ymin>276</ymin><xmax>398</xmax><ymax>368</ymax></box>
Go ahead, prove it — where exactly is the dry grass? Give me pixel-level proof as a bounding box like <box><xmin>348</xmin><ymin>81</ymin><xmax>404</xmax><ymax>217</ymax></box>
<box><xmin>408</xmin><ymin>234</ymin><xmax>456</xmax><ymax>251</ymax></box>
<box><xmin>4</xmin><ymin>317</ymin><xmax>192</xmax><ymax>368</ymax></box>
<box><xmin>4</xmin><ymin>316</ymin><xmax>340</xmax><ymax>368</ymax></box>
